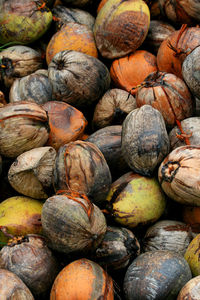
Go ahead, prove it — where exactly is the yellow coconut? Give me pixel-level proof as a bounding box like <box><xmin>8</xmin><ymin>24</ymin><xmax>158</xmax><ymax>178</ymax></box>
<box><xmin>0</xmin><ymin>196</ymin><xmax>43</xmax><ymax>245</ymax></box>
<box><xmin>94</xmin><ymin>0</ymin><xmax>150</xmax><ymax>59</ymax></box>
<box><xmin>184</xmin><ymin>234</ymin><xmax>200</xmax><ymax>276</ymax></box>
<box><xmin>106</xmin><ymin>173</ymin><xmax>166</xmax><ymax>228</ymax></box>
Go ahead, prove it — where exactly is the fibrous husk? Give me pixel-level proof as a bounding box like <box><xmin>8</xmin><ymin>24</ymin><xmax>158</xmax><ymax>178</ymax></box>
<box><xmin>93</xmin><ymin>0</ymin><xmax>150</xmax><ymax>59</ymax></box>
<box><xmin>123</xmin><ymin>250</ymin><xmax>192</xmax><ymax>300</ymax></box>
<box><xmin>42</xmin><ymin>101</ymin><xmax>87</xmax><ymax>151</ymax></box>
<box><xmin>0</xmin><ymin>269</ymin><xmax>34</xmax><ymax>300</ymax></box>
<box><xmin>121</xmin><ymin>104</ymin><xmax>170</xmax><ymax>176</ymax></box>
<box><xmin>8</xmin><ymin>147</ymin><xmax>56</xmax><ymax>199</ymax></box>
<box><xmin>0</xmin><ymin>234</ymin><xmax>60</xmax><ymax>299</ymax></box>
<box><xmin>143</xmin><ymin>219</ymin><xmax>195</xmax><ymax>255</ymax></box>
<box><xmin>9</xmin><ymin>73</ymin><xmax>53</xmax><ymax>105</ymax></box>
<box><xmin>0</xmin><ymin>101</ymin><xmax>49</xmax><ymax>158</ymax></box>
<box><xmin>169</xmin><ymin>117</ymin><xmax>200</xmax><ymax>150</ymax></box>
<box><xmin>0</xmin><ymin>0</ymin><xmax>52</xmax><ymax>45</ymax></box>
<box><xmin>184</xmin><ymin>234</ymin><xmax>200</xmax><ymax>276</ymax></box>
<box><xmin>136</xmin><ymin>71</ymin><xmax>194</xmax><ymax>128</ymax></box>
<box><xmin>105</xmin><ymin>172</ymin><xmax>166</xmax><ymax>228</ymax></box>
<box><xmin>0</xmin><ymin>196</ymin><xmax>43</xmax><ymax>244</ymax></box>
<box><xmin>92</xmin><ymin>226</ymin><xmax>140</xmax><ymax>271</ymax></box>
<box><xmin>48</xmin><ymin>50</ymin><xmax>110</xmax><ymax>109</ymax></box>
<box><xmin>92</xmin><ymin>89</ymin><xmax>136</xmax><ymax>130</ymax></box>
<box><xmin>177</xmin><ymin>276</ymin><xmax>200</xmax><ymax>300</ymax></box>
<box><xmin>143</xmin><ymin>20</ymin><xmax>175</xmax><ymax>54</ymax></box>
<box><xmin>158</xmin><ymin>0</ymin><xmax>200</xmax><ymax>24</ymax></box>
<box><xmin>50</xmin><ymin>258</ymin><xmax>114</xmax><ymax>300</ymax></box>
<box><xmin>0</xmin><ymin>45</ymin><xmax>43</xmax><ymax>88</ymax></box>
<box><xmin>86</xmin><ymin>125</ymin><xmax>129</xmax><ymax>178</ymax></box>
<box><xmin>53</xmin><ymin>140</ymin><xmax>112</xmax><ymax>206</ymax></box>
<box><xmin>182</xmin><ymin>46</ymin><xmax>200</xmax><ymax>100</ymax></box>
<box><xmin>46</xmin><ymin>22</ymin><xmax>98</xmax><ymax>65</ymax></box>
<box><xmin>52</xmin><ymin>5</ymin><xmax>95</xmax><ymax>31</ymax></box>
<box><xmin>41</xmin><ymin>191</ymin><xmax>107</xmax><ymax>254</ymax></box>
<box><xmin>158</xmin><ymin>145</ymin><xmax>200</xmax><ymax>206</ymax></box>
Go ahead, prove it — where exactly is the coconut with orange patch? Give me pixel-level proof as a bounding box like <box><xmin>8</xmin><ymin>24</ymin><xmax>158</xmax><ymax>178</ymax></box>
<box><xmin>46</xmin><ymin>22</ymin><xmax>98</xmax><ymax>64</ymax></box>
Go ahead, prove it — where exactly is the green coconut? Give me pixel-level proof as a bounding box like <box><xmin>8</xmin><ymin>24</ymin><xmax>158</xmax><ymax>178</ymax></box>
<box><xmin>0</xmin><ymin>0</ymin><xmax>52</xmax><ymax>45</ymax></box>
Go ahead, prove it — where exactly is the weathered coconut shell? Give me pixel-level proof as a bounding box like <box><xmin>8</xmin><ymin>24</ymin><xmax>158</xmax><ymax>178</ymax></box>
<box><xmin>52</xmin><ymin>5</ymin><xmax>95</xmax><ymax>31</ymax></box>
<box><xmin>123</xmin><ymin>250</ymin><xmax>192</xmax><ymax>300</ymax></box>
<box><xmin>0</xmin><ymin>91</ymin><xmax>6</xmax><ymax>107</ymax></box>
<box><xmin>136</xmin><ymin>71</ymin><xmax>194</xmax><ymax>128</ymax></box>
<box><xmin>177</xmin><ymin>275</ymin><xmax>200</xmax><ymax>300</ymax></box>
<box><xmin>0</xmin><ymin>101</ymin><xmax>49</xmax><ymax>158</ymax></box>
<box><xmin>158</xmin><ymin>0</ymin><xmax>200</xmax><ymax>24</ymax></box>
<box><xmin>92</xmin><ymin>89</ymin><xmax>137</xmax><ymax>130</ymax></box>
<box><xmin>53</xmin><ymin>140</ymin><xmax>112</xmax><ymax>206</ymax></box>
<box><xmin>86</xmin><ymin>125</ymin><xmax>129</xmax><ymax>177</ymax></box>
<box><xmin>41</xmin><ymin>191</ymin><xmax>107</xmax><ymax>254</ymax></box>
<box><xmin>50</xmin><ymin>258</ymin><xmax>114</xmax><ymax>300</ymax></box>
<box><xmin>46</xmin><ymin>22</ymin><xmax>98</xmax><ymax>65</ymax></box>
<box><xmin>42</xmin><ymin>101</ymin><xmax>87</xmax><ymax>151</ymax></box>
<box><xmin>169</xmin><ymin>117</ymin><xmax>200</xmax><ymax>150</ymax></box>
<box><xmin>182</xmin><ymin>46</ymin><xmax>200</xmax><ymax>100</ymax></box>
<box><xmin>8</xmin><ymin>147</ymin><xmax>56</xmax><ymax>199</ymax></box>
<box><xmin>0</xmin><ymin>269</ymin><xmax>34</xmax><ymax>299</ymax></box>
<box><xmin>143</xmin><ymin>20</ymin><xmax>175</xmax><ymax>54</ymax></box>
<box><xmin>158</xmin><ymin>145</ymin><xmax>200</xmax><ymax>206</ymax></box>
<box><xmin>122</xmin><ymin>104</ymin><xmax>170</xmax><ymax>176</ymax></box>
<box><xmin>0</xmin><ymin>45</ymin><xmax>43</xmax><ymax>88</ymax></box>
<box><xmin>143</xmin><ymin>220</ymin><xmax>194</xmax><ymax>255</ymax></box>
<box><xmin>48</xmin><ymin>50</ymin><xmax>110</xmax><ymax>108</ymax></box>
<box><xmin>106</xmin><ymin>172</ymin><xmax>166</xmax><ymax>228</ymax></box>
<box><xmin>92</xmin><ymin>226</ymin><xmax>140</xmax><ymax>271</ymax></box>
<box><xmin>9</xmin><ymin>73</ymin><xmax>53</xmax><ymax>104</ymax></box>
<box><xmin>0</xmin><ymin>0</ymin><xmax>52</xmax><ymax>45</ymax></box>
<box><xmin>93</xmin><ymin>0</ymin><xmax>150</xmax><ymax>59</ymax></box>
<box><xmin>0</xmin><ymin>234</ymin><xmax>59</xmax><ymax>299</ymax></box>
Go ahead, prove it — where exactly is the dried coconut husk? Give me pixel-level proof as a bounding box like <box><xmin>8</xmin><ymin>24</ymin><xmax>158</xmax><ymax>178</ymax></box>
<box><xmin>143</xmin><ymin>20</ymin><xmax>175</xmax><ymax>54</ymax></box>
<box><xmin>53</xmin><ymin>140</ymin><xmax>112</xmax><ymax>206</ymax></box>
<box><xmin>9</xmin><ymin>73</ymin><xmax>53</xmax><ymax>105</ymax></box>
<box><xmin>169</xmin><ymin>117</ymin><xmax>200</xmax><ymax>150</ymax></box>
<box><xmin>0</xmin><ymin>91</ymin><xmax>6</xmax><ymax>107</ymax></box>
<box><xmin>182</xmin><ymin>206</ymin><xmax>200</xmax><ymax>233</ymax></box>
<box><xmin>0</xmin><ymin>269</ymin><xmax>34</xmax><ymax>299</ymax></box>
<box><xmin>92</xmin><ymin>226</ymin><xmax>140</xmax><ymax>272</ymax></box>
<box><xmin>123</xmin><ymin>250</ymin><xmax>192</xmax><ymax>300</ymax></box>
<box><xmin>52</xmin><ymin>5</ymin><xmax>95</xmax><ymax>31</ymax></box>
<box><xmin>157</xmin><ymin>26</ymin><xmax>200</xmax><ymax>79</ymax></box>
<box><xmin>177</xmin><ymin>276</ymin><xmax>200</xmax><ymax>300</ymax></box>
<box><xmin>110</xmin><ymin>51</ymin><xmax>158</xmax><ymax>96</ymax></box>
<box><xmin>86</xmin><ymin>125</ymin><xmax>129</xmax><ymax>178</ymax></box>
<box><xmin>42</xmin><ymin>101</ymin><xmax>87</xmax><ymax>151</ymax></box>
<box><xmin>46</xmin><ymin>22</ymin><xmax>98</xmax><ymax>65</ymax></box>
<box><xmin>0</xmin><ymin>45</ymin><xmax>43</xmax><ymax>88</ymax></box>
<box><xmin>0</xmin><ymin>234</ymin><xmax>59</xmax><ymax>299</ymax></box>
<box><xmin>158</xmin><ymin>0</ymin><xmax>200</xmax><ymax>24</ymax></box>
<box><xmin>136</xmin><ymin>71</ymin><xmax>194</xmax><ymax>128</ymax></box>
<box><xmin>158</xmin><ymin>145</ymin><xmax>200</xmax><ymax>206</ymax></box>
<box><xmin>121</xmin><ymin>105</ymin><xmax>170</xmax><ymax>176</ymax></box>
<box><xmin>143</xmin><ymin>220</ymin><xmax>195</xmax><ymax>255</ymax></box>
<box><xmin>0</xmin><ymin>101</ymin><xmax>49</xmax><ymax>158</ymax></box>
<box><xmin>182</xmin><ymin>46</ymin><xmax>200</xmax><ymax>100</ymax></box>
<box><xmin>41</xmin><ymin>190</ymin><xmax>107</xmax><ymax>254</ymax></box>
<box><xmin>8</xmin><ymin>147</ymin><xmax>56</xmax><ymax>199</ymax></box>
<box><xmin>92</xmin><ymin>89</ymin><xmax>136</xmax><ymax>130</ymax></box>
<box><xmin>50</xmin><ymin>258</ymin><xmax>114</xmax><ymax>300</ymax></box>
<box><xmin>48</xmin><ymin>50</ymin><xmax>110</xmax><ymax>109</ymax></box>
